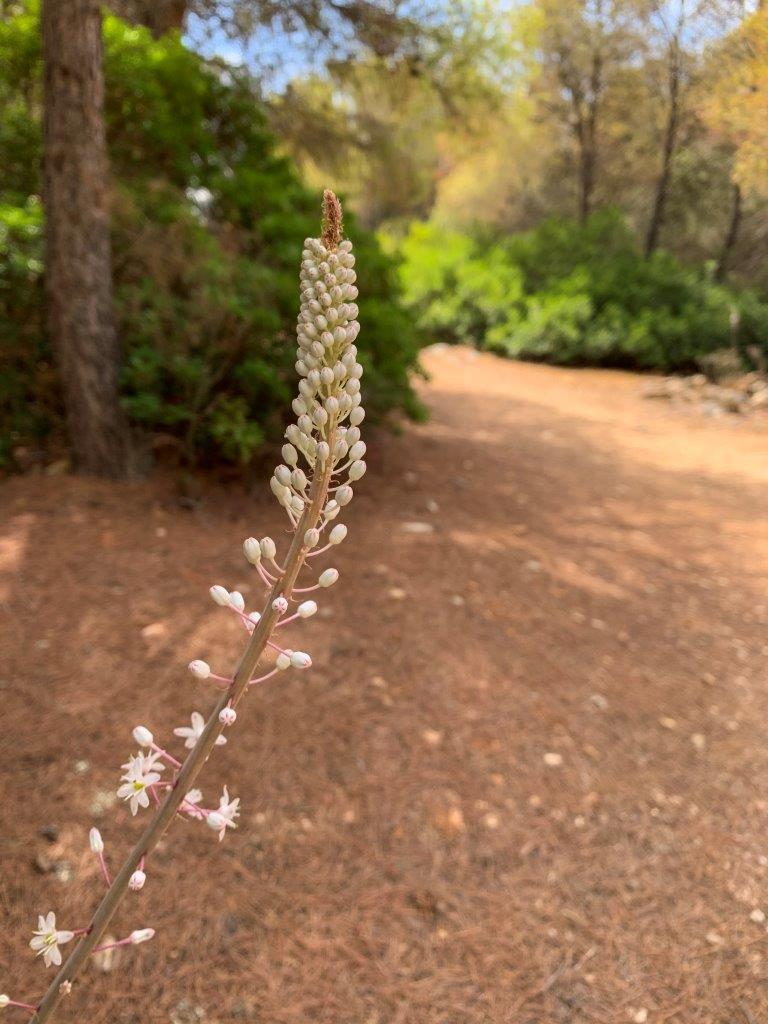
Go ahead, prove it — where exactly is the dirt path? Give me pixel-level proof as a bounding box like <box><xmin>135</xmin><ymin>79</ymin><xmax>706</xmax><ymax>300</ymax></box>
<box><xmin>2</xmin><ymin>347</ymin><xmax>768</xmax><ymax>1023</ymax></box>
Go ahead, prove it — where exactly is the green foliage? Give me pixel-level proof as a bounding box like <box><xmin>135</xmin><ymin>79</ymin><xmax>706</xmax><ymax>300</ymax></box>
<box><xmin>0</xmin><ymin>8</ymin><xmax>422</xmax><ymax>469</ymax></box>
<box><xmin>398</xmin><ymin>210</ymin><xmax>768</xmax><ymax>371</ymax></box>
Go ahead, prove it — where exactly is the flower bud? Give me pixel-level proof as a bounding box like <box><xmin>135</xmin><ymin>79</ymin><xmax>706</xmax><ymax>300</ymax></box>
<box><xmin>346</xmin><ymin>426</ymin><xmax>361</xmax><ymax>445</ymax></box>
<box><xmin>349</xmin><ymin>407</ymin><xmax>365</xmax><ymax>426</ymax></box>
<box><xmin>89</xmin><ymin>828</ymin><xmax>104</xmax><ymax>854</ymax></box>
<box><xmin>272</xmin><ymin>596</ymin><xmax>288</xmax><ymax>614</ymax></box>
<box><xmin>276</xmin><ymin>653</ymin><xmax>291</xmax><ymax>670</ymax></box>
<box><xmin>260</xmin><ymin>537</ymin><xmax>277</xmax><ymax>560</ymax></box>
<box><xmin>219</xmin><ymin>707</ymin><xmax>237</xmax><ymax>726</ymax></box>
<box><xmin>304</xmin><ymin>528</ymin><xmax>320</xmax><ymax>548</ymax></box>
<box><xmin>0</xmin><ymin>996</ymin><xmax>10</xmax><ymax>1008</ymax></box>
<box><xmin>316</xmin><ymin>441</ymin><xmax>330</xmax><ymax>464</ymax></box>
<box><xmin>325</xmin><ymin>396</ymin><xmax>339</xmax><ymax>416</ymax></box>
<box><xmin>291</xmin><ymin>468</ymin><xmax>307</xmax><ymax>490</ymax></box>
<box><xmin>291</xmin><ymin>397</ymin><xmax>307</xmax><ymax>417</ymax></box>
<box><xmin>297</xmin><ymin>600</ymin><xmax>318</xmax><ymax>618</ymax></box>
<box><xmin>189</xmin><ymin>660</ymin><xmax>211</xmax><ymax>679</ymax></box>
<box><xmin>282</xmin><ymin>443</ymin><xmax>298</xmax><ymax>466</ymax></box>
<box><xmin>298</xmin><ymin>414</ymin><xmax>313</xmax><ymax>435</ymax></box>
<box><xmin>130</xmin><ymin>928</ymin><xmax>155</xmax><ymax>945</ymax></box>
<box><xmin>319</xmin><ymin>568</ymin><xmax>339</xmax><ymax>588</ymax></box>
<box><xmin>348</xmin><ymin>460</ymin><xmax>367</xmax><ymax>482</ymax></box>
<box><xmin>290</xmin><ymin>651</ymin><xmax>312</xmax><ymax>669</ymax></box>
<box><xmin>210</xmin><ymin>585</ymin><xmax>230</xmax><ymax>606</ymax></box>
<box><xmin>247</xmin><ymin>611</ymin><xmax>261</xmax><ymax>628</ymax></box>
<box><xmin>132</xmin><ymin>726</ymin><xmax>154</xmax><ymax>748</ymax></box>
<box><xmin>329</xmin><ymin>524</ymin><xmax>347</xmax><ymax>545</ymax></box>
<box><xmin>243</xmin><ymin>537</ymin><xmax>261</xmax><ymax>564</ymax></box>
<box><xmin>348</xmin><ymin>440</ymin><xmax>366</xmax><ymax>461</ymax></box>
<box><xmin>129</xmin><ymin>870</ymin><xmax>146</xmax><ymax>891</ymax></box>
<box><xmin>275</xmin><ymin>464</ymin><xmax>292</xmax><ymax>486</ymax></box>
<box><xmin>321</xmin><ymin>366</ymin><xmax>334</xmax><ymax>385</ymax></box>
<box><xmin>336</xmin><ymin>485</ymin><xmax>353</xmax><ymax>506</ymax></box>
<box><xmin>313</xmin><ymin>406</ymin><xmax>328</xmax><ymax>426</ymax></box>
<box><xmin>228</xmin><ymin>591</ymin><xmax>245</xmax><ymax>612</ymax></box>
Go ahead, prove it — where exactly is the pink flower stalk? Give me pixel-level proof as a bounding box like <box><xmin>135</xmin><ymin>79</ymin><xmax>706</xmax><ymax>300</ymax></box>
<box><xmin>17</xmin><ymin>190</ymin><xmax>365</xmax><ymax>1024</ymax></box>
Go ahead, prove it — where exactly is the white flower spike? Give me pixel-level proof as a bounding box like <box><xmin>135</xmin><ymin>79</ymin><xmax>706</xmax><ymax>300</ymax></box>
<box><xmin>19</xmin><ymin>192</ymin><xmax>363</xmax><ymax>1020</ymax></box>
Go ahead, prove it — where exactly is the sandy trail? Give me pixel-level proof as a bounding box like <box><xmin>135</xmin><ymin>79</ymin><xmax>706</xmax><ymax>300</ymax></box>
<box><xmin>1</xmin><ymin>346</ymin><xmax>767</xmax><ymax>1023</ymax></box>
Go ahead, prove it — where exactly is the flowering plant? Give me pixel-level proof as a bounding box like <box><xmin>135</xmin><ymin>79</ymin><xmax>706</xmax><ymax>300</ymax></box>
<box><xmin>1</xmin><ymin>191</ymin><xmax>366</xmax><ymax>1022</ymax></box>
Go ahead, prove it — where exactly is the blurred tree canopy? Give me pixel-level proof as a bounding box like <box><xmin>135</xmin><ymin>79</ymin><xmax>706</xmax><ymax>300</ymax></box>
<box><xmin>0</xmin><ymin>5</ymin><xmax>423</xmax><ymax>470</ymax></box>
<box><xmin>1</xmin><ymin>0</ymin><xmax>767</xmax><ymax>473</ymax></box>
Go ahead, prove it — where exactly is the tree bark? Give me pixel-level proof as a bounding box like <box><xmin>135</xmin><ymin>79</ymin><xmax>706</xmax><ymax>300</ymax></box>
<box><xmin>42</xmin><ymin>0</ymin><xmax>133</xmax><ymax>477</ymax></box>
<box><xmin>644</xmin><ymin>40</ymin><xmax>681</xmax><ymax>257</ymax></box>
<box><xmin>715</xmin><ymin>182</ymin><xmax>742</xmax><ymax>283</ymax></box>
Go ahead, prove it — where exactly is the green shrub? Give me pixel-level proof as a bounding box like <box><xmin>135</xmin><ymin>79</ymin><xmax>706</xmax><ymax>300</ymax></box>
<box><xmin>398</xmin><ymin>210</ymin><xmax>768</xmax><ymax>372</ymax></box>
<box><xmin>0</xmin><ymin>7</ymin><xmax>423</xmax><ymax>470</ymax></box>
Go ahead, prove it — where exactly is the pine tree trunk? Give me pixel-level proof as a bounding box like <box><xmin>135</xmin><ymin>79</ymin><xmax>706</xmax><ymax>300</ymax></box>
<box><xmin>715</xmin><ymin>182</ymin><xmax>742</xmax><ymax>283</ymax></box>
<box><xmin>42</xmin><ymin>0</ymin><xmax>133</xmax><ymax>478</ymax></box>
<box><xmin>644</xmin><ymin>44</ymin><xmax>681</xmax><ymax>258</ymax></box>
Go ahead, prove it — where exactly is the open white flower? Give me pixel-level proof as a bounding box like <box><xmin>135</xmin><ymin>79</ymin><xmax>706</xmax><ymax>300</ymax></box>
<box><xmin>173</xmin><ymin>710</ymin><xmax>226</xmax><ymax>750</ymax></box>
<box><xmin>206</xmin><ymin>785</ymin><xmax>240</xmax><ymax>841</ymax></box>
<box><xmin>117</xmin><ymin>752</ymin><xmax>164</xmax><ymax>815</ymax></box>
<box><xmin>29</xmin><ymin>912</ymin><xmax>74</xmax><ymax>968</ymax></box>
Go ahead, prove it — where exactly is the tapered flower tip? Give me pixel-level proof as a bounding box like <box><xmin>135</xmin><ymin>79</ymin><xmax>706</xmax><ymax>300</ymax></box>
<box><xmin>297</xmin><ymin>600</ymin><xmax>318</xmax><ymax>618</ymax></box>
<box><xmin>130</xmin><ymin>928</ymin><xmax>155</xmax><ymax>945</ymax></box>
<box><xmin>188</xmin><ymin>660</ymin><xmax>211</xmax><ymax>679</ymax></box>
<box><xmin>228</xmin><ymin>591</ymin><xmax>245</xmax><ymax>612</ymax></box>
<box><xmin>260</xmin><ymin>537</ymin><xmax>277</xmax><ymax>560</ymax></box>
<box><xmin>319</xmin><ymin>568</ymin><xmax>339</xmax><ymax>588</ymax></box>
<box><xmin>321</xmin><ymin>188</ymin><xmax>343</xmax><ymax>249</ymax></box>
<box><xmin>290</xmin><ymin>651</ymin><xmax>312</xmax><ymax>669</ymax></box>
<box><xmin>219</xmin><ymin>707</ymin><xmax>237</xmax><ymax>726</ymax></box>
<box><xmin>243</xmin><ymin>537</ymin><xmax>261</xmax><ymax>564</ymax></box>
<box><xmin>209</xmin><ymin>585</ymin><xmax>230</xmax><ymax>606</ymax></box>
<box><xmin>132</xmin><ymin>726</ymin><xmax>154</xmax><ymax>748</ymax></box>
<box><xmin>329</xmin><ymin>524</ymin><xmax>347</xmax><ymax>545</ymax></box>
<box><xmin>89</xmin><ymin>828</ymin><xmax>104</xmax><ymax>854</ymax></box>
<box><xmin>129</xmin><ymin>870</ymin><xmax>146</xmax><ymax>891</ymax></box>
<box><xmin>272</xmin><ymin>596</ymin><xmax>289</xmax><ymax>614</ymax></box>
